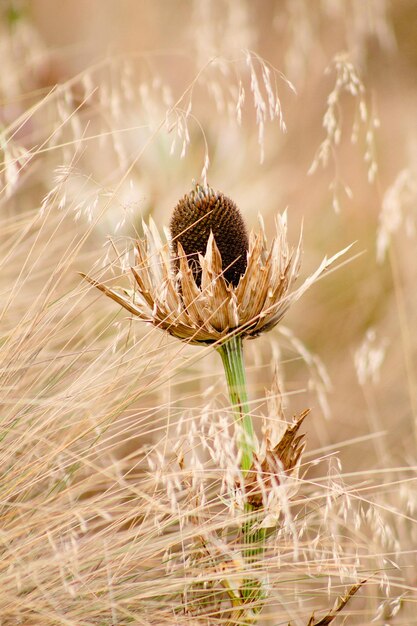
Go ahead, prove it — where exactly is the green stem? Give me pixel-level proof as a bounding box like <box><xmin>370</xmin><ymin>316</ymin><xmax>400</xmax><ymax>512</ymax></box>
<box><xmin>217</xmin><ymin>335</ymin><xmax>266</xmax><ymax>620</ymax></box>
<box><xmin>217</xmin><ymin>334</ymin><xmax>254</xmax><ymax>474</ymax></box>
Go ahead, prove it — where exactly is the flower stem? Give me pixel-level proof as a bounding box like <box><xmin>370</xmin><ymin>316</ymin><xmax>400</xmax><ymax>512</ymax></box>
<box><xmin>217</xmin><ymin>334</ymin><xmax>254</xmax><ymax>474</ymax></box>
<box><xmin>217</xmin><ymin>335</ymin><xmax>266</xmax><ymax>621</ymax></box>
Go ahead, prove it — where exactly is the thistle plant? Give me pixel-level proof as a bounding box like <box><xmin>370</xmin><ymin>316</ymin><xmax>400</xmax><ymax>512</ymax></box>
<box><xmin>82</xmin><ymin>182</ymin><xmax>351</xmax><ymax>621</ymax></box>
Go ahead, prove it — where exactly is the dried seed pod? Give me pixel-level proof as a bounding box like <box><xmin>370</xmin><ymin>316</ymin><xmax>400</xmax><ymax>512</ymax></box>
<box><xmin>170</xmin><ymin>184</ymin><xmax>249</xmax><ymax>287</ymax></box>
<box><xmin>82</xmin><ymin>195</ymin><xmax>351</xmax><ymax>345</ymax></box>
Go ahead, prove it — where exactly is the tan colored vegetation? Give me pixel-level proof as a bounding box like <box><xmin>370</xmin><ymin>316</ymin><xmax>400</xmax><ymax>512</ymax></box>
<box><xmin>1</xmin><ymin>1</ymin><xmax>416</xmax><ymax>624</ymax></box>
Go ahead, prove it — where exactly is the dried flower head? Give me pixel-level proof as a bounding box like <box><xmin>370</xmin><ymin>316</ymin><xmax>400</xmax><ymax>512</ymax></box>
<box><xmin>170</xmin><ymin>184</ymin><xmax>249</xmax><ymax>287</ymax></box>
<box><xmin>81</xmin><ymin>184</ymin><xmax>351</xmax><ymax>345</ymax></box>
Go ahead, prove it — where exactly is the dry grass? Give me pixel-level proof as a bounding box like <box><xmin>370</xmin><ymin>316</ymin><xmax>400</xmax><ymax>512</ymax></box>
<box><xmin>1</xmin><ymin>1</ymin><xmax>417</xmax><ymax>624</ymax></box>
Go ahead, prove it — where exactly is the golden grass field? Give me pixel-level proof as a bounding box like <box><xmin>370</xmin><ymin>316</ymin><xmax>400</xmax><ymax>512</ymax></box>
<box><xmin>1</xmin><ymin>1</ymin><xmax>417</xmax><ymax>624</ymax></box>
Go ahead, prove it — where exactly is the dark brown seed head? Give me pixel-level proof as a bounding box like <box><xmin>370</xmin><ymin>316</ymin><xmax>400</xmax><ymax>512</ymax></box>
<box><xmin>170</xmin><ymin>184</ymin><xmax>249</xmax><ymax>287</ymax></box>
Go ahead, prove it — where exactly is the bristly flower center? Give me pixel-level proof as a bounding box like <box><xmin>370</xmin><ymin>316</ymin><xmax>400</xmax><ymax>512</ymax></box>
<box><xmin>170</xmin><ymin>184</ymin><xmax>249</xmax><ymax>287</ymax></box>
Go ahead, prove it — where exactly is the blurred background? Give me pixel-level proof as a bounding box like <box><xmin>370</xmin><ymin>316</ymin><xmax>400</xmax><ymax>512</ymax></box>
<box><xmin>1</xmin><ymin>1</ymin><xmax>417</xmax><ymax>619</ymax></box>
